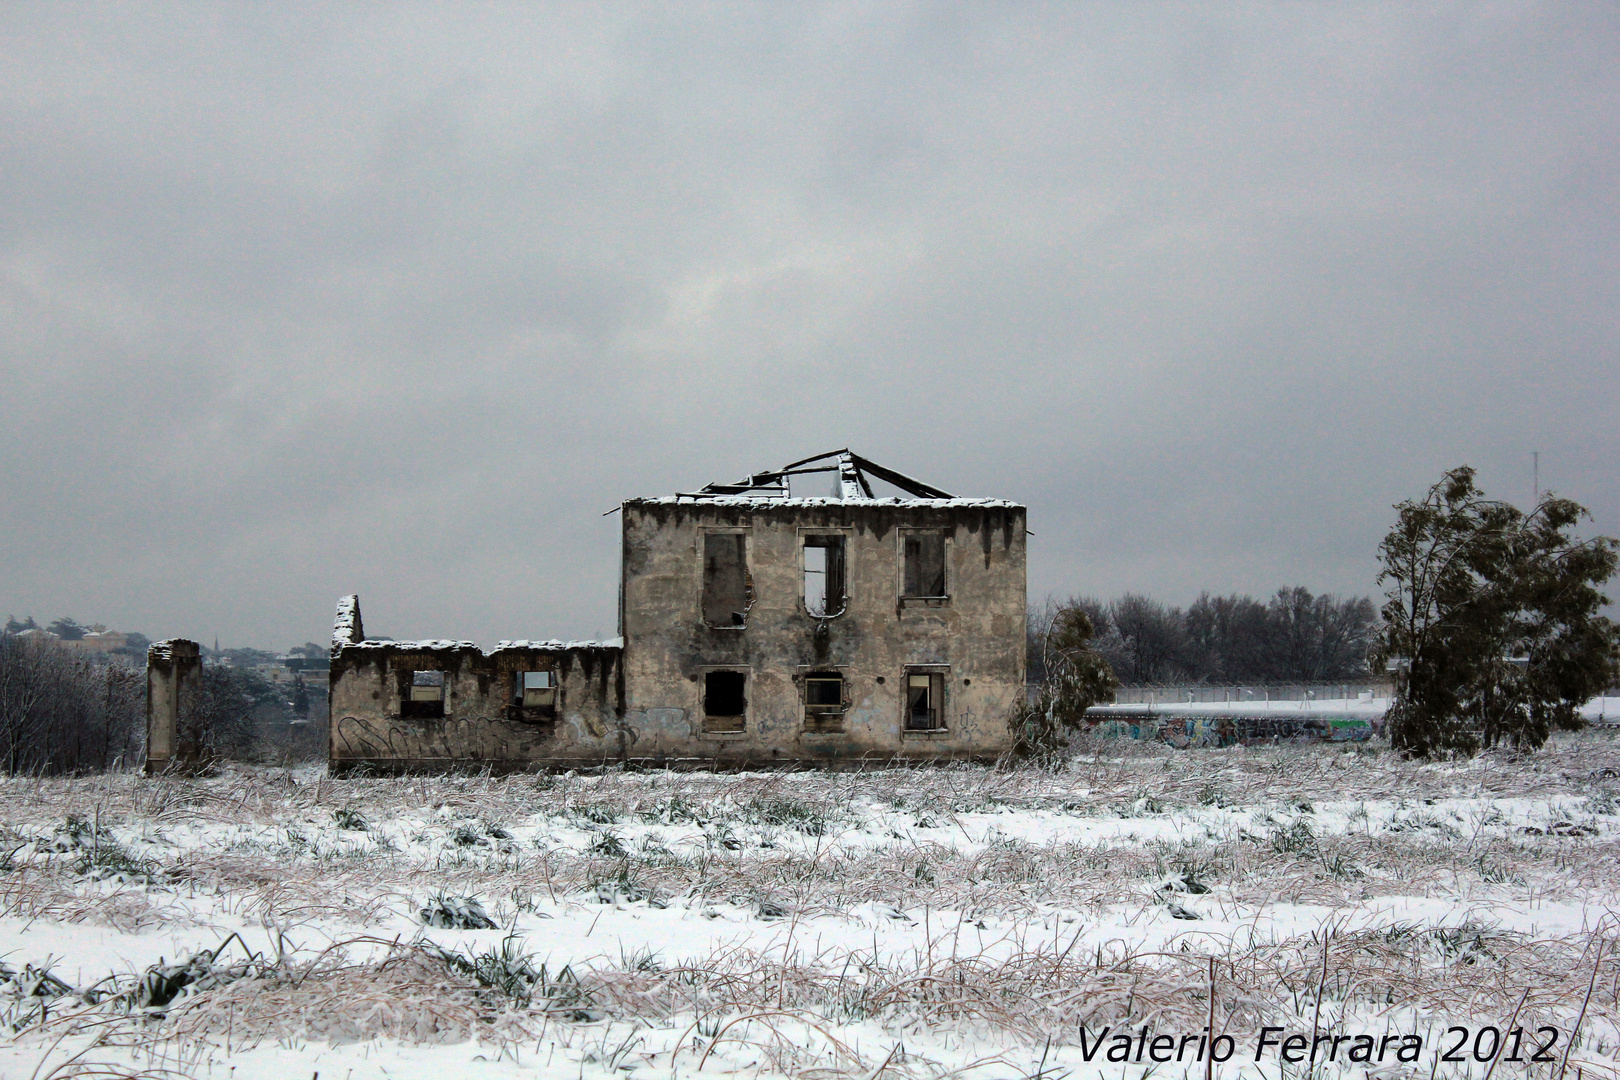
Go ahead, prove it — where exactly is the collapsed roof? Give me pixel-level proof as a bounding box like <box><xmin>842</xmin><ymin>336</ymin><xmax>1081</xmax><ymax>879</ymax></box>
<box><xmin>676</xmin><ymin>449</ymin><xmax>954</xmax><ymax>501</ymax></box>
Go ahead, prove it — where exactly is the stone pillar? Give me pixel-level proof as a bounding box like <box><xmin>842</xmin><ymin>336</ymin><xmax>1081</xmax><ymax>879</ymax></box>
<box><xmin>329</xmin><ymin>595</ymin><xmax>363</xmax><ymax>769</ymax></box>
<box><xmin>146</xmin><ymin>639</ymin><xmax>201</xmax><ymax>774</ymax></box>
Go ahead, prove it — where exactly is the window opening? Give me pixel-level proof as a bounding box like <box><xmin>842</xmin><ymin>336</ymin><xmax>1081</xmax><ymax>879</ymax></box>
<box><xmin>703</xmin><ymin>670</ymin><xmax>747</xmax><ymax>733</ymax></box>
<box><xmin>518</xmin><ymin>670</ymin><xmax>556</xmax><ymax>709</ymax></box>
<box><xmin>905</xmin><ymin>672</ymin><xmax>944</xmax><ymax>731</ymax></box>
<box><xmin>803</xmin><ymin>536</ymin><xmax>847</xmax><ymax>617</ymax></box>
<box><xmin>403</xmin><ymin>670</ymin><xmax>446</xmax><ymax>719</ymax></box>
<box><xmin>702</xmin><ymin>533</ymin><xmax>750</xmax><ymax>628</ymax></box>
<box><xmin>804</xmin><ymin>671</ymin><xmax>845</xmax><ymax>729</ymax></box>
<box><xmin>903</xmin><ymin>533</ymin><xmax>946</xmax><ymax>598</ymax></box>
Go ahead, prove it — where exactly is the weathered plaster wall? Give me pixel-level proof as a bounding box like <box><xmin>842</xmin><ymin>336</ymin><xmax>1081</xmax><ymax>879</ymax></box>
<box><xmin>145</xmin><ymin>638</ymin><xmax>201</xmax><ymax>774</ymax></box>
<box><xmin>328</xmin><ymin>642</ymin><xmax>626</xmax><ymax>772</ymax></box>
<box><xmin>618</xmin><ymin>500</ymin><xmax>1027</xmax><ymax>765</ymax></box>
<box><xmin>326</xmin><ymin>596</ymin><xmax>626</xmax><ymax>773</ymax></box>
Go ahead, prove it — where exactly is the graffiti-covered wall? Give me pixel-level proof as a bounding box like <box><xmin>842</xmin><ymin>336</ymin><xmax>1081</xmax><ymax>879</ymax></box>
<box><xmin>327</xmin><ymin>597</ymin><xmax>625</xmax><ymax>773</ymax></box>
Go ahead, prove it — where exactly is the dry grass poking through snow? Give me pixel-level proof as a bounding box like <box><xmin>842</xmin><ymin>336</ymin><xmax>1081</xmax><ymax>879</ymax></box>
<box><xmin>2</xmin><ymin>732</ymin><xmax>1619</xmax><ymax>1078</ymax></box>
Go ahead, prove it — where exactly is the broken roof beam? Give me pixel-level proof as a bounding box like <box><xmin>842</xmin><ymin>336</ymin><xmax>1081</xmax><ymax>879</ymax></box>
<box><xmin>778</xmin><ymin>448</ymin><xmax>849</xmax><ymax>472</ymax></box>
<box><xmin>848</xmin><ymin>453</ymin><xmax>954</xmax><ymax>499</ymax></box>
<box><xmin>837</xmin><ymin>451</ymin><xmax>870</xmax><ymax>500</ymax></box>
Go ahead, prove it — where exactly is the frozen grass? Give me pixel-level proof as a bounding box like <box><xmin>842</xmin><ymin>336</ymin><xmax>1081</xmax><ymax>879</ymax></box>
<box><xmin>1</xmin><ymin>732</ymin><xmax>1618</xmax><ymax>1078</ymax></box>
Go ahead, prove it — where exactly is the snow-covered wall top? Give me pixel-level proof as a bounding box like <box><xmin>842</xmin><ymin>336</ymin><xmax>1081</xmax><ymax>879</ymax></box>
<box><xmin>146</xmin><ymin>638</ymin><xmax>199</xmax><ymax>663</ymax></box>
<box><xmin>336</xmin><ymin>639</ymin><xmax>480</xmax><ymax>652</ymax></box>
<box><xmin>332</xmin><ymin>595</ymin><xmax>364</xmax><ymax>649</ymax></box>
<box><xmin>495</xmin><ymin>638</ymin><xmax>624</xmax><ymax>652</ymax></box>
<box><xmin>328</xmin><ymin>596</ymin><xmax>623</xmax><ymax>660</ymax></box>
<box><xmin>335</xmin><ymin>638</ymin><xmax>622</xmax><ymax>654</ymax></box>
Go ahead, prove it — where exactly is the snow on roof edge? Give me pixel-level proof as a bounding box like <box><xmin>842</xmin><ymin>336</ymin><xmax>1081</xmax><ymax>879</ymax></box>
<box><xmin>624</xmin><ymin>496</ymin><xmax>1022</xmax><ymax>509</ymax></box>
<box><xmin>334</xmin><ymin>637</ymin><xmax>624</xmax><ymax>655</ymax></box>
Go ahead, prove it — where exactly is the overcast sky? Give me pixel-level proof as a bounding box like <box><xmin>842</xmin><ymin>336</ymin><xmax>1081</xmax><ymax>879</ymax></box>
<box><xmin>2</xmin><ymin>3</ymin><xmax>1616</xmax><ymax>650</ymax></box>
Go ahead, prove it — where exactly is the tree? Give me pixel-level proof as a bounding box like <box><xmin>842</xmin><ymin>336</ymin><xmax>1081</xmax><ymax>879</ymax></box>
<box><xmin>180</xmin><ymin>666</ymin><xmax>287</xmax><ymax>763</ymax></box>
<box><xmin>1016</xmin><ymin>599</ymin><xmax>1120</xmax><ymax>761</ymax></box>
<box><xmin>1374</xmin><ymin>467</ymin><xmax>1619</xmax><ymax>756</ymax></box>
<box><xmin>1266</xmin><ymin>587</ymin><xmax>1378</xmax><ymax>682</ymax></box>
<box><xmin>221</xmin><ymin>647</ymin><xmax>280</xmax><ymax>667</ymax></box>
<box><xmin>288</xmin><ymin>642</ymin><xmax>327</xmax><ymax>659</ymax></box>
<box><xmin>1103</xmin><ymin>593</ymin><xmax>1187</xmax><ymax>683</ymax></box>
<box><xmin>46</xmin><ymin>617</ymin><xmax>86</xmax><ymax>641</ymax></box>
<box><xmin>0</xmin><ymin>634</ymin><xmax>143</xmax><ymax>774</ymax></box>
<box><xmin>110</xmin><ymin>631</ymin><xmax>152</xmax><ymax>662</ymax></box>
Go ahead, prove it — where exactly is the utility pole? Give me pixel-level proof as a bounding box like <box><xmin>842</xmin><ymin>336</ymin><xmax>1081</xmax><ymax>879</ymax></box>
<box><xmin>1533</xmin><ymin>451</ymin><xmax>1539</xmax><ymax>505</ymax></box>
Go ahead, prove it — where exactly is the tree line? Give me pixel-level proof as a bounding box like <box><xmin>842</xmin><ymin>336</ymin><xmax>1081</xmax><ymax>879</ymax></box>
<box><xmin>0</xmin><ymin>634</ymin><xmax>145</xmax><ymax>774</ymax></box>
<box><xmin>0</xmin><ymin>631</ymin><xmax>317</xmax><ymax>775</ymax></box>
<box><xmin>1029</xmin><ymin>587</ymin><xmax>1380</xmax><ymax>687</ymax></box>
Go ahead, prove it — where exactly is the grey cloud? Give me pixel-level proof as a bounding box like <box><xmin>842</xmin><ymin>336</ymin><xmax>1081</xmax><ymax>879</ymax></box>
<box><xmin>1</xmin><ymin>3</ymin><xmax>1615</xmax><ymax>647</ymax></box>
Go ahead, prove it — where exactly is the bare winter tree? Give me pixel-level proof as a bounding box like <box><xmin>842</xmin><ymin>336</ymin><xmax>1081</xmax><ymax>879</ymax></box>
<box><xmin>0</xmin><ymin>634</ymin><xmax>144</xmax><ymax>774</ymax></box>
<box><xmin>179</xmin><ymin>665</ymin><xmax>286</xmax><ymax>764</ymax></box>
<box><xmin>1033</xmin><ymin>588</ymin><xmax>1378</xmax><ymax>687</ymax></box>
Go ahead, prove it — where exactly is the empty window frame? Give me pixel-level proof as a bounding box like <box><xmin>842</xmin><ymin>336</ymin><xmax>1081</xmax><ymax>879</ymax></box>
<box><xmin>703</xmin><ymin>669</ymin><xmax>748</xmax><ymax>734</ymax></box>
<box><xmin>902</xmin><ymin>532</ymin><xmax>947</xmax><ymax>598</ymax></box>
<box><xmin>904</xmin><ymin>670</ymin><xmax>946</xmax><ymax>731</ymax></box>
<box><xmin>804</xmin><ymin>671</ymin><xmax>845</xmax><ymax>731</ymax></box>
<box><xmin>702</xmin><ymin>532</ymin><xmax>750</xmax><ymax>628</ymax></box>
<box><xmin>803</xmin><ymin>535</ymin><xmax>847</xmax><ymax>617</ymax></box>
<box><xmin>517</xmin><ymin>670</ymin><xmax>556</xmax><ymax>710</ymax></box>
<box><xmin>402</xmin><ymin>670</ymin><xmax>446</xmax><ymax>719</ymax></box>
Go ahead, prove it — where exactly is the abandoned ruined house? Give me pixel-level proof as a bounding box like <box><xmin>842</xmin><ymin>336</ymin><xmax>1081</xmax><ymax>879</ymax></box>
<box><xmin>146</xmin><ymin>451</ymin><xmax>1027</xmax><ymax>772</ymax></box>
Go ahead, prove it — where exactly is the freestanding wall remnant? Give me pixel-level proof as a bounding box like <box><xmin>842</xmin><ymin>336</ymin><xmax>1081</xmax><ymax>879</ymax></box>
<box><xmin>145</xmin><ymin>638</ymin><xmax>202</xmax><ymax>774</ymax></box>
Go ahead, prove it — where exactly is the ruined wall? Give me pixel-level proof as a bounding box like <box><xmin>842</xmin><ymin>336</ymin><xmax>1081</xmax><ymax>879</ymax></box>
<box><xmin>618</xmin><ymin>499</ymin><xmax>1027</xmax><ymax>765</ymax></box>
<box><xmin>327</xmin><ymin>597</ymin><xmax>625</xmax><ymax>773</ymax></box>
<box><xmin>145</xmin><ymin>638</ymin><xmax>202</xmax><ymax>774</ymax></box>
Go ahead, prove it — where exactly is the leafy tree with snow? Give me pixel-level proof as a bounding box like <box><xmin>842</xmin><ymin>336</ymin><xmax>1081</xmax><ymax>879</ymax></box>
<box><xmin>1374</xmin><ymin>466</ymin><xmax>1619</xmax><ymax>756</ymax></box>
<box><xmin>46</xmin><ymin>617</ymin><xmax>86</xmax><ymax>641</ymax></box>
<box><xmin>1016</xmin><ymin>601</ymin><xmax>1120</xmax><ymax>761</ymax></box>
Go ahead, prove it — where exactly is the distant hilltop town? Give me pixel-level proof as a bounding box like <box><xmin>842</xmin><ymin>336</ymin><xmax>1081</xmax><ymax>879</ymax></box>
<box><xmin>3</xmin><ymin>616</ymin><xmax>150</xmax><ymax>658</ymax></box>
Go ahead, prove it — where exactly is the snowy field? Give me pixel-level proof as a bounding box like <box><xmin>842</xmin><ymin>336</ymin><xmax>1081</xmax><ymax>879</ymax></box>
<box><xmin>3</xmin><ymin>734</ymin><xmax>1619</xmax><ymax>1080</ymax></box>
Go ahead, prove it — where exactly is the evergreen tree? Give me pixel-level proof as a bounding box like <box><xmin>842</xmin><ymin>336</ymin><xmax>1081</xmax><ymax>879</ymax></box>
<box><xmin>1016</xmin><ymin>602</ymin><xmax>1119</xmax><ymax>761</ymax></box>
<box><xmin>1374</xmin><ymin>467</ymin><xmax>1619</xmax><ymax>755</ymax></box>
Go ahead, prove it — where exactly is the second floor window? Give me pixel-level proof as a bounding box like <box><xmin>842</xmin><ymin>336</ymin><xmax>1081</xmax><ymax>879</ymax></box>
<box><xmin>803</xmin><ymin>535</ymin><xmax>847</xmax><ymax>616</ymax></box>
<box><xmin>903</xmin><ymin>532</ymin><xmax>946</xmax><ymax>598</ymax></box>
<box><xmin>702</xmin><ymin>533</ymin><xmax>750</xmax><ymax>628</ymax></box>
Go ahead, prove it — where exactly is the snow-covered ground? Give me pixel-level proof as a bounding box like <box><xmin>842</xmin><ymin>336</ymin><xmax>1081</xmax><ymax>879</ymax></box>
<box><xmin>3</xmin><ymin>733</ymin><xmax>1618</xmax><ymax>1079</ymax></box>
<box><xmin>1100</xmin><ymin>694</ymin><xmax>1620</xmax><ymax>722</ymax></box>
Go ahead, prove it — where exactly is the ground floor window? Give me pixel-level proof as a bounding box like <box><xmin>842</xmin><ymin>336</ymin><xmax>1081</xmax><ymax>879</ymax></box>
<box><xmin>905</xmin><ymin>670</ymin><xmax>946</xmax><ymax>731</ymax></box>
<box><xmin>804</xmin><ymin>671</ymin><xmax>845</xmax><ymax>732</ymax></box>
<box><xmin>518</xmin><ymin>676</ymin><xmax>557</xmax><ymax>709</ymax></box>
<box><xmin>516</xmin><ymin>670</ymin><xmax>556</xmax><ymax>715</ymax></box>
<box><xmin>703</xmin><ymin>669</ymin><xmax>748</xmax><ymax>733</ymax></box>
<box><xmin>403</xmin><ymin>670</ymin><xmax>446</xmax><ymax>719</ymax></box>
